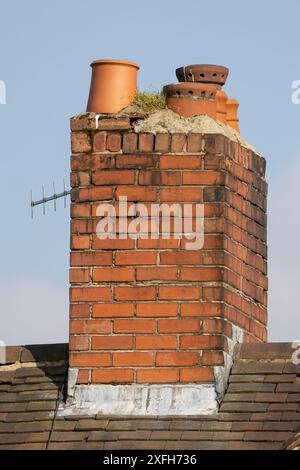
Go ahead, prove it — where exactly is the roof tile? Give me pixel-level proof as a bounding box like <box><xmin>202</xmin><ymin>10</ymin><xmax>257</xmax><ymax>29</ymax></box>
<box><xmin>244</xmin><ymin>431</ymin><xmax>294</xmax><ymax>441</ymax></box>
<box><xmin>75</xmin><ymin>419</ymin><xmax>108</xmax><ymax>431</ymax></box>
<box><xmin>0</xmin><ymin>342</ymin><xmax>300</xmax><ymax>450</ymax></box>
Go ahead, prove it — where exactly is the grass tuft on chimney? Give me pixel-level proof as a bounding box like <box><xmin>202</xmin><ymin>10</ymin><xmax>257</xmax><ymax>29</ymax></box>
<box><xmin>133</xmin><ymin>90</ymin><xmax>166</xmax><ymax>113</ymax></box>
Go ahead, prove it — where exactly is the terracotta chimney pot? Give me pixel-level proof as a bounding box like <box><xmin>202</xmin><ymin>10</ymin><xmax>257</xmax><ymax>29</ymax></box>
<box><xmin>216</xmin><ymin>90</ymin><xmax>228</xmax><ymax>124</ymax></box>
<box><xmin>86</xmin><ymin>59</ymin><xmax>139</xmax><ymax>114</ymax></box>
<box><xmin>165</xmin><ymin>64</ymin><xmax>229</xmax><ymax>119</ymax></box>
<box><xmin>226</xmin><ymin>98</ymin><xmax>240</xmax><ymax>132</ymax></box>
<box><xmin>176</xmin><ymin>64</ymin><xmax>229</xmax><ymax>85</ymax></box>
<box><xmin>164</xmin><ymin>82</ymin><xmax>219</xmax><ymax>118</ymax></box>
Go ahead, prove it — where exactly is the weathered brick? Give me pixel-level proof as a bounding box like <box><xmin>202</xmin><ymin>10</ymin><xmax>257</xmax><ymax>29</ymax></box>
<box><xmin>136</xmin><ymin>336</ymin><xmax>177</xmax><ymax>350</ymax></box>
<box><xmin>77</xmin><ymin>369</ymin><xmax>90</xmax><ymax>383</ymax></box>
<box><xmin>93</xmin><ymin>303</ymin><xmax>134</xmax><ymax>318</ymax></box>
<box><xmin>92</xmin><ymin>267</ymin><xmax>135</xmax><ymax>282</ymax></box>
<box><xmin>137</xmin><ymin>369</ymin><xmax>179</xmax><ymax>383</ymax></box>
<box><xmin>71</xmin><ymin>132</ymin><xmax>91</xmax><ymax>153</ymax></box>
<box><xmin>96</xmin><ymin>118</ymin><xmax>130</xmax><ymax>131</ymax></box>
<box><xmin>114</xmin><ymin>286</ymin><xmax>156</xmax><ymax>301</ymax></box>
<box><xmin>69</xmin><ymin>335</ymin><xmax>89</xmax><ymax>351</ymax></box>
<box><xmin>182</xmin><ymin>170</ymin><xmax>223</xmax><ymax>185</ymax></box>
<box><xmin>159</xmin><ymin>251</ymin><xmax>203</xmax><ymax>265</ymax></box>
<box><xmin>138</xmin><ymin>170</ymin><xmax>181</xmax><ymax>186</ymax></box>
<box><xmin>136</xmin><ymin>267</ymin><xmax>177</xmax><ymax>281</ymax></box>
<box><xmin>138</xmin><ymin>133</ymin><xmax>154</xmax><ymax>152</ymax></box>
<box><xmin>180</xmin><ymin>335</ymin><xmax>223</xmax><ymax>350</ymax></box>
<box><xmin>71</xmin><ymin>114</ymin><xmax>96</xmax><ymax>131</ymax></box>
<box><xmin>116</xmin><ymin>155</ymin><xmax>159</xmax><ymax>169</ymax></box>
<box><xmin>158</xmin><ymin>286</ymin><xmax>200</xmax><ymax>300</ymax></box>
<box><xmin>71</xmin><ymin>219</ymin><xmax>92</xmax><ymax>234</ymax></box>
<box><xmin>203</xmin><ymin>351</ymin><xmax>224</xmax><ymax>366</ymax></box>
<box><xmin>70</xmin><ymin>251</ymin><xmax>112</xmax><ymax>266</ymax></box>
<box><xmin>113</xmin><ymin>319</ymin><xmax>155</xmax><ymax>334</ymax></box>
<box><xmin>91</xmin><ymin>336</ymin><xmax>133</xmax><ymax>350</ymax></box>
<box><xmin>122</xmin><ymin>134</ymin><xmax>138</xmax><ymax>153</ymax></box>
<box><xmin>113</xmin><ymin>352</ymin><xmax>154</xmax><ymax>367</ymax></box>
<box><xmin>106</xmin><ymin>133</ymin><xmax>121</xmax><ymax>152</ymax></box>
<box><xmin>170</xmin><ymin>134</ymin><xmax>186</xmax><ymax>152</ymax></box>
<box><xmin>115</xmin><ymin>251</ymin><xmax>157</xmax><ymax>266</ymax></box>
<box><xmin>70</xmin><ymin>304</ymin><xmax>90</xmax><ymax>318</ymax></box>
<box><xmin>71</xmin><ymin>203</ymin><xmax>91</xmax><ymax>218</ymax></box>
<box><xmin>71</xmin><ymin>235</ymin><xmax>90</xmax><ymax>250</ymax></box>
<box><xmin>71</xmin><ymin>171</ymin><xmax>91</xmax><ymax>187</ymax></box>
<box><xmin>116</xmin><ymin>186</ymin><xmax>157</xmax><ymax>201</ymax></box>
<box><xmin>187</xmin><ymin>133</ymin><xmax>202</xmax><ymax>152</ymax></box>
<box><xmin>158</xmin><ymin>319</ymin><xmax>200</xmax><ymax>333</ymax></box>
<box><xmin>180</xmin><ymin>367</ymin><xmax>214</xmax><ymax>382</ymax></box>
<box><xmin>160</xmin><ymin>155</ymin><xmax>201</xmax><ymax>169</ymax></box>
<box><xmin>138</xmin><ymin>238</ymin><xmax>180</xmax><ymax>249</ymax></box>
<box><xmin>160</xmin><ymin>187</ymin><xmax>202</xmax><ymax>202</ymax></box>
<box><xmin>93</xmin><ymin>132</ymin><xmax>106</xmax><ymax>152</ymax></box>
<box><xmin>92</xmin><ymin>237</ymin><xmax>134</xmax><ymax>250</ymax></box>
<box><xmin>181</xmin><ymin>302</ymin><xmax>222</xmax><ymax>317</ymax></box>
<box><xmin>70</xmin><ymin>287</ymin><xmax>111</xmax><ymax>302</ymax></box>
<box><xmin>70</xmin><ymin>353</ymin><xmax>111</xmax><ymax>367</ymax></box>
<box><xmin>71</xmin><ymin>154</ymin><xmax>114</xmax><ymax>171</ymax></box>
<box><xmin>92</xmin><ymin>170</ymin><xmax>134</xmax><ymax>185</ymax></box>
<box><xmin>156</xmin><ymin>352</ymin><xmax>199</xmax><ymax>366</ymax></box>
<box><xmin>70</xmin><ymin>319</ymin><xmax>111</xmax><ymax>334</ymax></box>
<box><xmin>203</xmin><ymin>134</ymin><xmax>226</xmax><ymax>154</ymax></box>
<box><xmin>92</xmin><ymin>369</ymin><xmax>134</xmax><ymax>383</ymax></box>
<box><xmin>136</xmin><ymin>302</ymin><xmax>178</xmax><ymax>317</ymax></box>
<box><xmin>69</xmin><ymin>268</ymin><xmax>90</xmax><ymax>283</ymax></box>
<box><xmin>155</xmin><ymin>133</ymin><xmax>170</xmax><ymax>153</ymax></box>
<box><xmin>180</xmin><ymin>267</ymin><xmax>222</xmax><ymax>282</ymax></box>
<box><xmin>76</xmin><ymin>187</ymin><xmax>113</xmax><ymax>202</ymax></box>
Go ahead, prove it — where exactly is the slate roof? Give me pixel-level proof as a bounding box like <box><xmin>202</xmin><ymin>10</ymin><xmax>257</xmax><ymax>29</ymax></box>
<box><xmin>0</xmin><ymin>342</ymin><xmax>300</xmax><ymax>450</ymax></box>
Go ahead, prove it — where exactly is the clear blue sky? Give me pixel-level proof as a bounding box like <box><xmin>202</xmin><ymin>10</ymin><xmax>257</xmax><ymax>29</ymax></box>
<box><xmin>0</xmin><ymin>0</ymin><xmax>299</xmax><ymax>345</ymax></box>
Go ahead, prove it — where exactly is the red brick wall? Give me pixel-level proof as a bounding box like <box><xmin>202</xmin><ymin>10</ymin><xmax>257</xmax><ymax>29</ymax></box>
<box><xmin>69</xmin><ymin>114</ymin><xmax>267</xmax><ymax>385</ymax></box>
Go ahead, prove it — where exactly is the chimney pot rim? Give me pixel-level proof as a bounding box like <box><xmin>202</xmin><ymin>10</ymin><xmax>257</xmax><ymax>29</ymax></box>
<box><xmin>176</xmin><ymin>64</ymin><xmax>229</xmax><ymax>85</ymax></box>
<box><xmin>90</xmin><ymin>59</ymin><xmax>139</xmax><ymax>70</ymax></box>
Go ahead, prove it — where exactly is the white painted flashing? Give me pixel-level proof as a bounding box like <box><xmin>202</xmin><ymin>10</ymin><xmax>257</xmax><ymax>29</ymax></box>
<box><xmin>62</xmin><ymin>326</ymin><xmax>244</xmax><ymax>417</ymax></box>
<box><xmin>214</xmin><ymin>325</ymin><xmax>244</xmax><ymax>402</ymax></box>
<box><xmin>59</xmin><ymin>383</ymin><xmax>218</xmax><ymax>416</ymax></box>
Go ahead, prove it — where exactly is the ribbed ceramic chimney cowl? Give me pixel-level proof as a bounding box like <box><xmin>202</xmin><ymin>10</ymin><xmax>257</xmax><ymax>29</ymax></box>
<box><xmin>165</xmin><ymin>64</ymin><xmax>240</xmax><ymax>131</ymax></box>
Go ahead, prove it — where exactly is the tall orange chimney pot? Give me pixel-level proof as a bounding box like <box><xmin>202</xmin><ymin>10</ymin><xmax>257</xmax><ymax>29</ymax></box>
<box><xmin>86</xmin><ymin>59</ymin><xmax>139</xmax><ymax>114</ymax></box>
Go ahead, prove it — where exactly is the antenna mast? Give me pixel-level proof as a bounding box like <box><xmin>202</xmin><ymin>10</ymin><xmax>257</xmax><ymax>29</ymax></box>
<box><xmin>30</xmin><ymin>179</ymin><xmax>70</xmax><ymax>218</ymax></box>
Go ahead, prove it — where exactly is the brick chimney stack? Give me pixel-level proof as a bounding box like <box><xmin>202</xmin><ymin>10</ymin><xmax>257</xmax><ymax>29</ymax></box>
<box><xmin>67</xmin><ymin>62</ymin><xmax>267</xmax><ymax>415</ymax></box>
